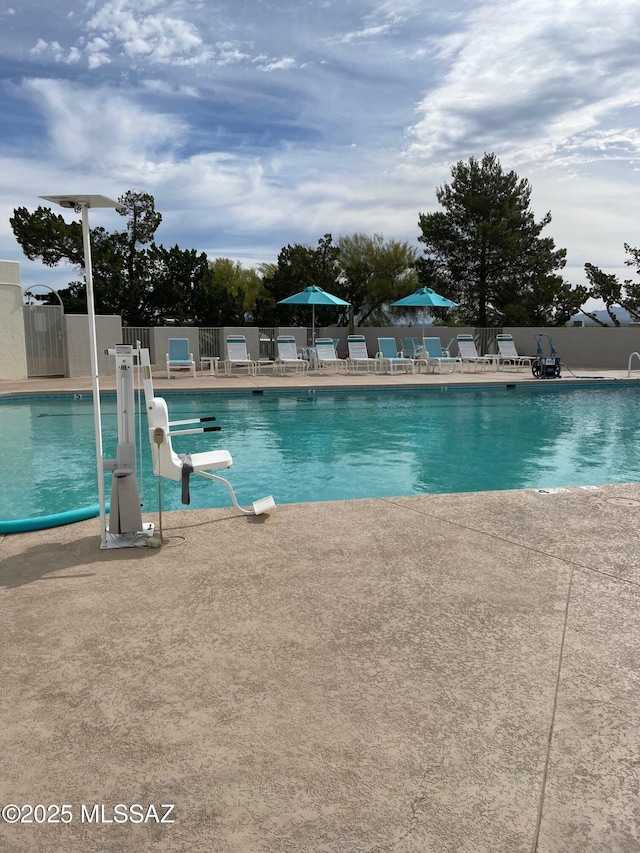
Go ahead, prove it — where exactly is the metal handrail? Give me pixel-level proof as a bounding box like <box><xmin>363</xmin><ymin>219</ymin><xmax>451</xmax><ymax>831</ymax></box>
<box><xmin>627</xmin><ymin>351</ymin><xmax>640</xmax><ymax>376</ymax></box>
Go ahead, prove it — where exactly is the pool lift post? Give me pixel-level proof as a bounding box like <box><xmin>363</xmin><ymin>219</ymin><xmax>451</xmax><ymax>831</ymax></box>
<box><xmin>102</xmin><ymin>344</ymin><xmax>156</xmax><ymax>549</ymax></box>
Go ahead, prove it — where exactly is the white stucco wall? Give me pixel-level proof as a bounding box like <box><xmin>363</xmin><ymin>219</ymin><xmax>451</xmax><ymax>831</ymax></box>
<box><xmin>0</xmin><ymin>261</ymin><xmax>28</xmax><ymax>380</ymax></box>
<box><xmin>64</xmin><ymin>314</ymin><xmax>122</xmax><ymax>376</ymax></box>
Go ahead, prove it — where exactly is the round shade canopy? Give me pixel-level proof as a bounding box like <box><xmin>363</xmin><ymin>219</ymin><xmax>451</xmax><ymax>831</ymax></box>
<box><xmin>392</xmin><ymin>287</ymin><xmax>458</xmax><ymax>308</ymax></box>
<box><xmin>278</xmin><ymin>285</ymin><xmax>350</xmax><ymax>307</ymax></box>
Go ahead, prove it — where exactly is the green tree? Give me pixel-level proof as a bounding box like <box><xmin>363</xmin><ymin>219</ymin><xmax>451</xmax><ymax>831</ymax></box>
<box><xmin>337</xmin><ymin>233</ymin><xmax>418</xmax><ymax>326</ymax></box>
<box><xmin>194</xmin><ymin>257</ymin><xmax>253</xmax><ymax>326</ymax></box>
<box><xmin>622</xmin><ymin>243</ymin><xmax>640</xmax><ymax>319</ymax></box>
<box><xmin>116</xmin><ymin>190</ymin><xmax>162</xmax><ymax>322</ymax></box>
<box><xmin>583</xmin><ymin>245</ymin><xmax>640</xmax><ymax>325</ymax></box>
<box><xmin>144</xmin><ymin>244</ymin><xmax>204</xmax><ymax>324</ymax></box>
<box><xmin>10</xmin><ymin>191</ymin><xmax>162</xmax><ymax>324</ymax></box>
<box><xmin>207</xmin><ymin>258</ymin><xmax>263</xmax><ymax>322</ymax></box>
<box><xmin>10</xmin><ymin>205</ymin><xmax>84</xmax><ymax>267</ymax></box>
<box><xmin>417</xmin><ymin>153</ymin><xmax>577</xmax><ymax>326</ymax></box>
<box><xmin>583</xmin><ymin>263</ymin><xmax>624</xmax><ymax>325</ymax></box>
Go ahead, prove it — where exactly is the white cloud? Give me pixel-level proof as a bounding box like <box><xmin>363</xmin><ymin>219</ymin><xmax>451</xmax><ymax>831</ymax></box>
<box><xmin>4</xmin><ymin>0</ymin><xmax>640</xmax><ymax>301</ymax></box>
<box><xmin>408</xmin><ymin>0</ymin><xmax>640</xmax><ymax>170</ymax></box>
<box><xmin>85</xmin><ymin>0</ymin><xmax>210</xmax><ymax>66</ymax></box>
<box><xmin>30</xmin><ymin>38</ymin><xmax>48</xmax><ymax>56</ymax></box>
<box><xmin>140</xmin><ymin>79</ymin><xmax>199</xmax><ymax>97</ymax></box>
<box><xmin>30</xmin><ymin>38</ymin><xmax>82</xmax><ymax>65</ymax></box>
<box><xmin>333</xmin><ymin>23</ymin><xmax>393</xmax><ymax>44</ymax></box>
<box><xmin>257</xmin><ymin>56</ymin><xmax>298</xmax><ymax>72</ymax></box>
<box><xmin>20</xmin><ymin>78</ymin><xmax>186</xmax><ymax>173</ymax></box>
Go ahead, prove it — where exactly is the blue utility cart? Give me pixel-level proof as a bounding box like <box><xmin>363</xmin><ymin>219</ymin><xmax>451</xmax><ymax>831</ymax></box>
<box><xmin>531</xmin><ymin>334</ymin><xmax>561</xmax><ymax>378</ymax></box>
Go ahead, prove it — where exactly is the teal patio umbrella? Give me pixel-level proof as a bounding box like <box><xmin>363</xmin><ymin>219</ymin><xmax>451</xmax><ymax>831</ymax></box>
<box><xmin>392</xmin><ymin>286</ymin><xmax>458</xmax><ymax>337</ymax></box>
<box><xmin>278</xmin><ymin>285</ymin><xmax>350</xmax><ymax>338</ymax></box>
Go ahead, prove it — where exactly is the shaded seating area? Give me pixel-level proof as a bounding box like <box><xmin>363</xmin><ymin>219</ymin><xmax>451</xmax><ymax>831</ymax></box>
<box><xmin>376</xmin><ymin>337</ymin><xmax>415</xmax><ymax>374</ymax></box>
<box><xmin>456</xmin><ymin>334</ymin><xmax>494</xmax><ymax>372</ymax></box>
<box><xmin>496</xmin><ymin>334</ymin><xmax>533</xmax><ymax>370</ymax></box>
<box><xmin>346</xmin><ymin>335</ymin><xmax>378</xmax><ymax>373</ymax></box>
<box><xmin>276</xmin><ymin>335</ymin><xmax>308</xmax><ymax>375</ymax></box>
<box><xmin>166</xmin><ymin>337</ymin><xmax>196</xmax><ymax>379</ymax></box>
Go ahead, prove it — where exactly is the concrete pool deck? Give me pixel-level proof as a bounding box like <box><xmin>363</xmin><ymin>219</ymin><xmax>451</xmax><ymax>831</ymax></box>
<box><xmin>1</xmin><ymin>367</ymin><xmax>639</xmax><ymax>852</ymax></box>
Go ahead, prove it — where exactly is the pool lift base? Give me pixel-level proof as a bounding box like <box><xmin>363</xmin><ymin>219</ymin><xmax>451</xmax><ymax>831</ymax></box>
<box><xmin>153</xmin><ymin>471</ymin><xmax>276</xmax><ymax>544</ymax></box>
<box><xmin>102</xmin><ymin>522</ymin><xmax>157</xmax><ymax>550</ymax></box>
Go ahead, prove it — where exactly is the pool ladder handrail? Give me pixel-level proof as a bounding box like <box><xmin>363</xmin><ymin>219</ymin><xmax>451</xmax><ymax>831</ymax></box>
<box><xmin>627</xmin><ymin>351</ymin><xmax>640</xmax><ymax>377</ymax></box>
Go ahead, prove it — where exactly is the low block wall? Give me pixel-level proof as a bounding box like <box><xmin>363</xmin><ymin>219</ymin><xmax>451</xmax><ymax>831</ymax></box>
<box><xmin>323</xmin><ymin>325</ymin><xmax>640</xmax><ymax>369</ymax></box>
<box><xmin>0</xmin><ymin>261</ymin><xmax>28</xmax><ymax>380</ymax></box>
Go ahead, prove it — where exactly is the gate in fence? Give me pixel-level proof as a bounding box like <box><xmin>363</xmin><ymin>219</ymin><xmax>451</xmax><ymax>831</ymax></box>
<box><xmin>23</xmin><ymin>304</ymin><xmax>66</xmax><ymax>377</ymax></box>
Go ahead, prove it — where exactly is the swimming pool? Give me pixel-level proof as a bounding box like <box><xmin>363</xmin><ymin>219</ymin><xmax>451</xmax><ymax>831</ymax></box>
<box><xmin>1</xmin><ymin>383</ymin><xmax>639</xmax><ymax>523</ymax></box>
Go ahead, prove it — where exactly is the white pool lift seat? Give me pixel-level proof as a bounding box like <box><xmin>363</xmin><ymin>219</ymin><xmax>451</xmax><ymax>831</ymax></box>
<box><xmin>147</xmin><ymin>396</ymin><xmax>275</xmax><ymax>518</ymax></box>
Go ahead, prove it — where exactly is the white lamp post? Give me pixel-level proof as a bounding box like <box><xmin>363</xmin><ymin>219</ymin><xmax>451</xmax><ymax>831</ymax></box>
<box><xmin>40</xmin><ymin>194</ymin><xmax>122</xmax><ymax>548</ymax></box>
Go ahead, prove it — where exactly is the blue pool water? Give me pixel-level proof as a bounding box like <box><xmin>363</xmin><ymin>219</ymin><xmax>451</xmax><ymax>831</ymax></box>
<box><xmin>1</xmin><ymin>384</ymin><xmax>639</xmax><ymax>522</ymax></box>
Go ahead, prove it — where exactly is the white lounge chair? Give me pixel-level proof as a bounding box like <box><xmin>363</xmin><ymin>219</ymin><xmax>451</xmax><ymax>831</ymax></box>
<box><xmin>421</xmin><ymin>337</ymin><xmax>463</xmax><ymax>373</ymax></box>
<box><xmin>376</xmin><ymin>337</ymin><xmax>415</xmax><ymax>374</ymax></box>
<box><xmin>456</xmin><ymin>334</ymin><xmax>494</xmax><ymax>372</ymax></box>
<box><xmin>225</xmin><ymin>335</ymin><xmax>256</xmax><ymax>375</ymax></box>
<box><xmin>314</xmin><ymin>338</ymin><xmax>348</xmax><ymax>372</ymax></box>
<box><xmin>346</xmin><ymin>335</ymin><xmax>378</xmax><ymax>372</ymax></box>
<box><xmin>146</xmin><ymin>396</ymin><xmax>275</xmax><ymax>517</ymax></box>
<box><xmin>224</xmin><ymin>335</ymin><xmax>275</xmax><ymax>376</ymax></box>
<box><xmin>276</xmin><ymin>335</ymin><xmax>308</xmax><ymax>374</ymax></box>
<box><xmin>166</xmin><ymin>337</ymin><xmax>196</xmax><ymax>379</ymax></box>
<box><xmin>496</xmin><ymin>334</ymin><xmax>533</xmax><ymax>371</ymax></box>
<box><xmin>402</xmin><ymin>337</ymin><xmax>421</xmax><ymax>358</ymax></box>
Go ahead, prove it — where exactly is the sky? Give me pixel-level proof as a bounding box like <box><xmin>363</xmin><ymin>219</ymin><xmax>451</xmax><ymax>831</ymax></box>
<box><xmin>2</xmin><ymin>0</ymin><xmax>640</xmax><ymax>306</ymax></box>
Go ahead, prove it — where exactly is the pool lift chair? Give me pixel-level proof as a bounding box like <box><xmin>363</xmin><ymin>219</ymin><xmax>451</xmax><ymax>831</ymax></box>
<box><xmin>139</xmin><ymin>349</ymin><xmax>275</xmax><ymax>540</ymax></box>
<box><xmin>147</xmin><ymin>397</ymin><xmax>275</xmax><ymax>535</ymax></box>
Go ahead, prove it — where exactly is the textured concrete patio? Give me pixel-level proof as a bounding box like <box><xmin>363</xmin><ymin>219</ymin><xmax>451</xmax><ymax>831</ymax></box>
<box><xmin>1</xmin><ymin>368</ymin><xmax>639</xmax><ymax>852</ymax></box>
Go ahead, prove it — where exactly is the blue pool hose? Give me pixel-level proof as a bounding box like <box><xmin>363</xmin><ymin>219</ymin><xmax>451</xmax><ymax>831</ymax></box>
<box><xmin>0</xmin><ymin>503</ymin><xmax>110</xmax><ymax>535</ymax></box>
